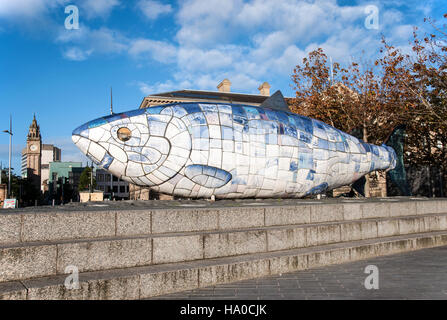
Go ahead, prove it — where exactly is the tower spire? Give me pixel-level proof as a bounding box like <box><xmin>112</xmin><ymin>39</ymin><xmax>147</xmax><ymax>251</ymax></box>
<box><xmin>28</xmin><ymin>114</ymin><xmax>40</xmax><ymax>138</ymax></box>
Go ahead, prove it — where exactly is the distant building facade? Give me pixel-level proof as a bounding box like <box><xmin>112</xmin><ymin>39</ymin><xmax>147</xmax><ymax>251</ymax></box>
<box><xmin>41</xmin><ymin>144</ymin><xmax>61</xmax><ymax>192</ymax></box>
<box><xmin>21</xmin><ymin>115</ymin><xmax>62</xmax><ymax>193</ymax></box>
<box><xmin>48</xmin><ymin>161</ymin><xmax>84</xmax><ymax>203</ymax></box>
<box><xmin>96</xmin><ymin>168</ymin><xmax>129</xmax><ymax>200</ymax></box>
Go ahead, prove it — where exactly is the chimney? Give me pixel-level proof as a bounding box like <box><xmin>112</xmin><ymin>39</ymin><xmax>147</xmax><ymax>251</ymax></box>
<box><xmin>258</xmin><ymin>82</ymin><xmax>271</xmax><ymax>96</ymax></box>
<box><xmin>217</xmin><ymin>79</ymin><xmax>231</xmax><ymax>93</ymax></box>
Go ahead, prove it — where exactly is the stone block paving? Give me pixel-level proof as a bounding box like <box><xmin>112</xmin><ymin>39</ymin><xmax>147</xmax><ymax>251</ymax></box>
<box><xmin>152</xmin><ymin>246</ymin><xmax>447</xmax><ymax>300</ymax></box>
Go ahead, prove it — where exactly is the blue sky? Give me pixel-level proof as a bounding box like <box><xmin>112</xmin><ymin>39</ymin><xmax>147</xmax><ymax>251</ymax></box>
<box><xmin>0</xmin><ymin>0</ymin><xmax>444</xmax><ymax>174</ymax></box>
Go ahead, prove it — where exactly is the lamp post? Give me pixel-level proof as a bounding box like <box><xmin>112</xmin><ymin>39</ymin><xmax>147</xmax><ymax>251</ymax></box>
<box><xmin>2</xmin><ymin>115</ymin><xmax>13</xmax><ymax>198</ymax></box>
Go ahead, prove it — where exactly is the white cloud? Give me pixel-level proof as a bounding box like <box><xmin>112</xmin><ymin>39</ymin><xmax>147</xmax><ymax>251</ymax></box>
<box><xmin>163</xmin><ymin>0</ymin><xmax>385</xmax><ymax>93</ymax></box>
<box><xmin>0</xmin><ymin>0</ymin><xmax>68</xmax><ymax>18</ymax></box>
<box><xmin>0</xmin><ymin>0</ymin><xmax>119</xmax><ymax>25</ymax></box>
<box><xmin>270</xmin><ymin>45</ymin><xmax>306</xmax><ymax>75</ymax></box>
<box><xmin>392</xmin><ymin>24</ymin><xmax>414</xmax><ymax>41</ymax></box>
<box><xmin>57</xmin><ymin>27</ymin><xmax>128</xmax><ymax>59</ymax></box>
<box><xmin>224</xmin><ymin>73</ymin><xmax>260</xmax><ymax>93</ymax></box>
<box><xmin>80</xmin><ymin>0</ymin><xmax>120</xmax><ymax>19</ymax></box>
<box><xmin>88</xmin><ymin>28</ymin><xmax>127</xmax><ymax>54</ymax></box>
<box><xmin>63</xmin><ymin>47</ymin><xmax>93</xmax><ymax>61</ymax></box>
<box><xmin>136</xmin><ymin>80</ymin><xmax>181</xmax><ymax>95</ymax></box>
<box><xmin>176</xmin><ymin>0</ymin><xmax>243</xmax><ymax>46</ymax></box>
<box><xmin>128</xmin><ymin>39</ymin><xmax>177</xmax><ymax>63</ymax></box>
<box><xmin>1</xmin><ymin>0</ymin><xmax>435</xmax><ymax>97</ymax></box>
<box><xmin>0</xmin><ymin>0</ymin><xmax>119</xmax><ymax>20</ymax></box>
<box><xmin>138</xmin><ymin>0</ymin><xmax>173</xmax><ymax>20</ymax></box>
<box><xmin>177</xmin><ymin>46</ymin><xmax>238</xmax><ymax>72</ymax></box>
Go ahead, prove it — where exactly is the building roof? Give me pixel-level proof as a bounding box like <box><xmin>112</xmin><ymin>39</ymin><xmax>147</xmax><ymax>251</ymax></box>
<box><xmin>139</xmin><ymin>89</ymin><xmax>294</xmax><ymax>109</ymax></box>
<box><xmin>42</xmin><ymin>144</ymin><xmax>61</xmax><ymax>151</ymax></box>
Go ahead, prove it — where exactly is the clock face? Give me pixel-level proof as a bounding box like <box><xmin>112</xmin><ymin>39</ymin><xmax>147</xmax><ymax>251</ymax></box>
<box><xmin>30</xmin><ymin>144</ymin><xmax>38</xmax><ymax>151</ymax></box>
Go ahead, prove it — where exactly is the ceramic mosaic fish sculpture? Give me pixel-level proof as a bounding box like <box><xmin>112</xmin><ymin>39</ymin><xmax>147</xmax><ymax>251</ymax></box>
<box><xmin>72</xmin><ymin>91</ymin><xmax>399</xmax><ymax>198</ymax></box>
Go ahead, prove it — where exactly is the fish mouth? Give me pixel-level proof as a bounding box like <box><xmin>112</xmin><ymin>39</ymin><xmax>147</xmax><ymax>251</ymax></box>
<box><xmin>72</xmin><ymin>123</ymin><xmax>107</xmax><ymax>166</ymax></box>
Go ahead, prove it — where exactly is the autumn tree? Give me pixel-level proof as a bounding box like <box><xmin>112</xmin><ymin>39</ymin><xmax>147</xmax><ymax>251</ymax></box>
<box><xmin>291</xmin><ymin>48</ymin><xmax>412</xmax><ymax>196</ymax></box>
<box><xmin>291</xmin><ymin>49</ymin><xmax>408</xmax><ymax>145</ymax></box>
<box><xmin>377</xmin><ymin>14</ymin><xmax>447</xmax><ymax>196</ymax></box>
<box><xmin>79</xmin><ymin>167</ymin><xmax>96</xmax><ymax>191</ymax></box>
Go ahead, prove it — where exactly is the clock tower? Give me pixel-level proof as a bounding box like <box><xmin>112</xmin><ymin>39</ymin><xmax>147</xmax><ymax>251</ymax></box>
<box><xmin>25</xmin><ymin>114</ymin><xmax>42</xmax><ymax>188</ymax></box>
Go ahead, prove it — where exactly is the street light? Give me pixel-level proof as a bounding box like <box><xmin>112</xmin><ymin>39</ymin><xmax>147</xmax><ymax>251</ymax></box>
<box><xmin>2</xmin><ymin>115</ymin><xmax>13</xmax><ymax>198</ymax></box>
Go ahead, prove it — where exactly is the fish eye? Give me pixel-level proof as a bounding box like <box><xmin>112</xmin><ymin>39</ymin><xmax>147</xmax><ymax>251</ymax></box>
<box><xmin>117</xmin><ymin>127</ymin><xmax>132</xmax><ymax>142</ymax></box>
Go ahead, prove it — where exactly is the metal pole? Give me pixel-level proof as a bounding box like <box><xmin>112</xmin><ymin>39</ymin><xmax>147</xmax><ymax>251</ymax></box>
<box><xmin>8</xmin><ymin>124</ymin><xmax>11</xmax><ymax>197</ymax></box>
<box><xmin>90</xmin><ymin>162</ymin><xmax>93</xmax><ymax>193</ymax></box>
<box><xmin>2</xmin><ymin>115</ymin><xmax>13</xmax><ymax>198</ymax></box>
<box><xmin>110</xmin><ymin>87</ymin><xmax>113</xmax><ymax>115</ymax></box>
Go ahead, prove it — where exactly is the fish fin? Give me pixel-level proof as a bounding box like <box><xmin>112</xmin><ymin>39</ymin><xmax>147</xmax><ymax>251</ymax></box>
<box><xmin>305</xmin><ymin>182</ymin><xmax>329</xmax><ymax>196</ymax></box>
<box><xmin>259</xmin><ymin>90</ymin><xmax>291</xmax><ymax>112</ymax></box>
<box><xmin>384</xmin><ymin>125</ymin><xmax>412</xmax><ymax>196</ymax></box>
<box><xmin>185</xmin><ymin>165</ymin><xmax>232</xmax><ymax>188</ymax></box>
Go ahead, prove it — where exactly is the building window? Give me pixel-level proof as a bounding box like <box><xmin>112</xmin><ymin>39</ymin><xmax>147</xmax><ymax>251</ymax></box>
<box><xmin>120</xmin><ymin>186</ymin><xmax>126</xmax><ymax>193</ymax></box>
<box><xmin>105</xmin><ymin>175</ymin><xmax>111</xmax><ymax>182</ymax></box>
<box><xmin>112</xmin><ymin>175</ymin><xmax>118</xmax><ymax>182</ymax></box>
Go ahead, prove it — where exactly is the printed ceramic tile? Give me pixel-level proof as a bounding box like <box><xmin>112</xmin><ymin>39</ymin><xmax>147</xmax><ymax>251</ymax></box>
<box><xmin>160</xmin><ymin>107</ymin><xmax>173</xmax><ymax>116</ymax></box>
<box><xmin>170</xmin><ymin>106</ymin><xmax>187</xmax><ymax>117</ymax></box>
<box><xmin>75</xmin><ymin>137</ymin><xmax>90</xmax><ymax>155</ymax></box>
<box><xmin>89</xmin><ymin>127</ymin><xmax>105</xmax><ymax>141</ymax></box>
<box><xmin>222</xmin><ymin>140</ymin><xmax>234</xmax><ymax>152</ymax></box>
<box><xmin>199</xmin><ymin>104</ymin><xmax>218</xmax><ymax>112</ymax></box>
<box><xmin>126</xmin><ymin>161</ymin><xmax>145</xmax><ymax>177</ymax></box>
<box><xmin>219</xmin><ymin>112</ymin><xmax>233</xmax><ymax>127</ymax></box>
<box><xmin>204</xmin><ymin>111</ymin><xmax>220</xmax><ymax>125</ymax></box>
<box><xmin>209</xmin><ymin>138</ymin><xmax>222</xmax><ymax>148</ymax></box>
<box><xmin>209</xmin><ymin>125</ymin><xmax>221</xmax><ymax>139</ymax></box>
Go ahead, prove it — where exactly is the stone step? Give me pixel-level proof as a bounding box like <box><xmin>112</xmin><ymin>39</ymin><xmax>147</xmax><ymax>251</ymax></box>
<box><xmin>1</xmin><ymin>199</ymin><xmax>445</xmax><ymax>245</ymax></box>
<box><xmin>1</xmin><ymin>230</ymin><xmax>447</xmax><ymax>300</ymax></box>
<box><xmin>1</xmin><ymin>212</ymin><xmax>447</xmax><ymax>282</ymax></box>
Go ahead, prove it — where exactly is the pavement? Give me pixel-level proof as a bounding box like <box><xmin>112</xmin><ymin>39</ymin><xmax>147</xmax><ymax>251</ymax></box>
<box><xmin>152</xmin><ymin>246</ymin><xmax>447</xmax><ymax>300</ymax></box>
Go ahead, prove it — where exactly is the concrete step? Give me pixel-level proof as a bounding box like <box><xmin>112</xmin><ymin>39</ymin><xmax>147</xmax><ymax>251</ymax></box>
<box><xmin>1</xmin><ymin>212</ymin><xmax>447</xmax><ymax>282</ymax></box>
<box><xmin>1</xmin><ymin>198</ymin><xmax>445</xmax><ymax>245</ymax></box>
<box><xmin>1</xmin><ymin>230</ymin><xmax>447</xmax><ymax>300</ymax></box>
